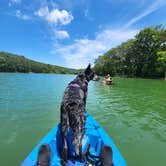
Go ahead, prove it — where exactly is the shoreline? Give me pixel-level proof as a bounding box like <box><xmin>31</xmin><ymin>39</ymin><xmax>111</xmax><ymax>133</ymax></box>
<box><xmin>98</xmin><ymin>75</ymin><xmax>165</xmax><ymax>80</ymax></box>
<box><xmin>0</xmin><ymin>72</ymin><xmax>165</xmax><ymax>80</ymax></box>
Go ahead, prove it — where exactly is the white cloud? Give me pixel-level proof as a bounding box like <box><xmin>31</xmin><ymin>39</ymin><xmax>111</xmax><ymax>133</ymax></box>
<box><xmin>47</xmin><ymin>9</ymin><xmax>73</xmax><ymax>25</ymax></box>
<box><xmin>50</xmin><ymin>0</ymin><xmax>165</xmax><ymax>68</ymax></box>
<box><xmin>15</xmin><ymin>10</ymin><xmax>31</xmax><ymax>20</ymax></box>
<box><xmin>35</xmin><ymin>6</ymin><xmax>73</xmax><ymax>40</ymax></box>
<box><xmin>35</xmin><ymin>6</ymin><xmax>48</xmax><ymax>17</ymax></box>
<box><xmin>35</xmin><ymin>6</ymin><xmax>73</xmax><ymax>26</ymax></box>
<box><xmin>52</xmin><ymin>28</ymin><xmax>138</xmax><ymax>68</ymax></box>
<box><xmin>53</xmin><ymin>30</ymin><xmax>69</xmax><ymax>39</ymax></box>
<box><xmin>123</xmin><ymin>0</ymin><xmax>166</xmax><ymax>29</ymax></box>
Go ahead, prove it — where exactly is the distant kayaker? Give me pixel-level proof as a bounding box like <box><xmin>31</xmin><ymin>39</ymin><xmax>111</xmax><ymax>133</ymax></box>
<box><xmin>106</xmin><ymin>74</ymin><xmax>111</xmax><ymax>81</ymax></box>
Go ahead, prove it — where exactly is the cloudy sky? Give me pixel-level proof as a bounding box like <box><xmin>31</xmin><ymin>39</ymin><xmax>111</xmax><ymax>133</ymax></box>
<box><xmin>0</xmin><ymin>0</ymin><xmax>166</xmax><ymax>68</ymax></box>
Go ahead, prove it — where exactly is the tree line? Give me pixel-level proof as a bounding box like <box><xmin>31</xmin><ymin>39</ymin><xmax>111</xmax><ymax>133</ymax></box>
<box><xmin>93</xmin><ymin>25</ymin><xmax>166</xmax><ymax>78</ymax></box>
<box><xmin>0</xmin><ymin>52</ymin><xmax>78</xmax><ymax>74</ymax></box>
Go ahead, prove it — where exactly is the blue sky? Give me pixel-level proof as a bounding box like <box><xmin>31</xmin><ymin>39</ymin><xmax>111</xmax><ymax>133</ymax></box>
<box><xmin>0</xmin><ymin>0</ymin><xmax>166</xmax><ymax>68</ymax></box>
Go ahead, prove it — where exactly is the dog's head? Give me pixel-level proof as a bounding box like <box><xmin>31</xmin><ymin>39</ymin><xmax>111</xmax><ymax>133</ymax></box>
<box><xmin>84</xmin><ymin>64</ymin><xmax>94</xmax><ymax>81</ymax></box>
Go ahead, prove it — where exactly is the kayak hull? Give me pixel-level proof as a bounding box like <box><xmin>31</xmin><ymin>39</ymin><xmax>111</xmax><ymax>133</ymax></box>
<box><xmin>21</xmin><ymin>113</ymin><xmax>127</xmax><ymax>166</ymax></box>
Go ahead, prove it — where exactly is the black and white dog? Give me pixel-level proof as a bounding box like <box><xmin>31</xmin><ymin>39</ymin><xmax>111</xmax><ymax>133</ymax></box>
<box><xmin>60</xmin><ymin>64</ymin><xmax>94</xmax><ymax>164</ymax></box>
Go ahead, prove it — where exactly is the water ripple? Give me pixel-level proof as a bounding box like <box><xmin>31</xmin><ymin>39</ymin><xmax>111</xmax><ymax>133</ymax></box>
<box><xmin>0</xmin><ymin>74</ymin><xmax>166</xmax><ymax>166</ymax></box>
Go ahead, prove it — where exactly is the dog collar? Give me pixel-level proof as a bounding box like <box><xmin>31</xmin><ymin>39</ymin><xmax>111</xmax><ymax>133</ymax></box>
<box><xmin>69</xmin><ymin>83</ymin><xmax>81</xmax><ymax>88</ymax></box>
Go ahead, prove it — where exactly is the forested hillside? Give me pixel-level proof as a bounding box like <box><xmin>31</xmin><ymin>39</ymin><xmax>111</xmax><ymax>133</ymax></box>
<box><xmin>94</xmin><ymin>25</ymin><xmax>166</xmax><ymax>78</ymax></box>
<box><xmin>0</xmin><ymin>52</ymin><xmax>78</xmax><ymax>74</ymax></box>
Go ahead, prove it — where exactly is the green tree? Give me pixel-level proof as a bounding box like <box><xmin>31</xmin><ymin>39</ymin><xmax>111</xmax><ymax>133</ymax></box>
<box><xmin>156</xmin><ymin>51</ymin><xmax>166</xmax><ymax>77</ymax></box>
<box><xmin>133</xmin><ymin>27</ymin><xmax>166</xmax><ymax>77</ymax></box>
<box><xmin>0</xmin><ymin>52</ymin><xmax>78</xmax><ymax>74</ymax></box>
<box><xmin>93</xmin><ymin>25</ymin><xmax>166</xmax><ymax>79</ymax></box>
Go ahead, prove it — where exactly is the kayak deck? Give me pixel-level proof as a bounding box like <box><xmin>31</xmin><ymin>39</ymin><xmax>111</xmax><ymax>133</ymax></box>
<box><xmin>21</xmin><ymin>113</ymin><xmax>127</xmax><ymax>166</ymax></box>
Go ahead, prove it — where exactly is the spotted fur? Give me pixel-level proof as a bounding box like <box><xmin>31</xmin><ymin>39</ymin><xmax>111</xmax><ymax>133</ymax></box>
<box><xmin>60</xmin><ymin>64</ymin><xmax>94</xmax><ymax>164</ymax></box>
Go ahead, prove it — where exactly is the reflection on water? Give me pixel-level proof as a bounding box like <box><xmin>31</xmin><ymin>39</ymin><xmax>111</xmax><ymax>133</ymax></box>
<box><xmin>88</xmin><ymin>78</ymin><xmax>166</xmax><ymax>166</ymax></box>
<box><xmin>0</xmin><ymin>74</ymin><xmax>166</xmax><ymax>166</ymax></box>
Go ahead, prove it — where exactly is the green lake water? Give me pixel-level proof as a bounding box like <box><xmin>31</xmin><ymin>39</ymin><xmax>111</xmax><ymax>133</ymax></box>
<box><xmin>0</xmin><ymin>73</ymin><xmax>166</xmax><ymax>166</ymax></box>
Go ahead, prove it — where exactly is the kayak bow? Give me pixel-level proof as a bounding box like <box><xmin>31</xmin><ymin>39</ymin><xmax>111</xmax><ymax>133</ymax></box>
<box><xmin>21</xmin><ymin>113</ymin><xmax>127</xmax><ymax>166</ymax></box>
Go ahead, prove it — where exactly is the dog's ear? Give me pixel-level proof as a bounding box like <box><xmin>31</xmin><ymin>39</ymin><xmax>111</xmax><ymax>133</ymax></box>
<box><xmin>85</xmin><ymin>64</ymin><xmax>91</xmax><ymax>75</ymax></box>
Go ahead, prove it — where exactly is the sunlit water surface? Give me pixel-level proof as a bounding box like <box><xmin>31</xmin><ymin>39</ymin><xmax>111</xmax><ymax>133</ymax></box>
<box><xmin>0</xmin><ymin>73</ymin><xmax>166</xmax><ymax>166</ymax></box>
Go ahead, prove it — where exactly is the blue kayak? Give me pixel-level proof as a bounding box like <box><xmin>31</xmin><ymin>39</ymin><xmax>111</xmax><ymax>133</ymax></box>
<box><xmin>21</xmin><ymin>113</ymin><xmax>127</xmax><ymax>166</ymax></box>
